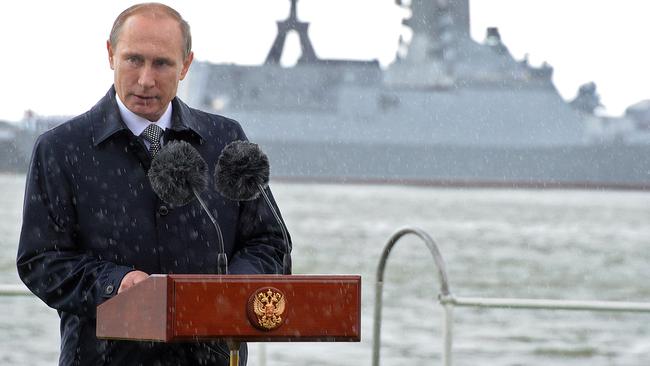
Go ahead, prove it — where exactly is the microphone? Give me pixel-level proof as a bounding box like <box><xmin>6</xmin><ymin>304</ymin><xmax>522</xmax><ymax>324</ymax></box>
<box><xmin>148</xmin><ymin>140</ymin><xmax>228</xmax><ymax>274</ymax></box>
<box><xmin>214</xmin><ymin>140</ymin><xmax>291</xmax><ymax>275</ymax></box>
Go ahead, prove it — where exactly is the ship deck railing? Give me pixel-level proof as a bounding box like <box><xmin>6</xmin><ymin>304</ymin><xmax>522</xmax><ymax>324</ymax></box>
<box><xmin>372</xmin><ymin>227</ymin><xmax>650</xmax><ymax>366</ymax></box>
<box><xmin>0</xmin><ymin>284</ymin><xmax>31</xmax><ymax>296</ymax></box>
<box><xmin>4</xmin><ymin>227</ymin><xmax>650</xmax><ymax>366</ymax></box>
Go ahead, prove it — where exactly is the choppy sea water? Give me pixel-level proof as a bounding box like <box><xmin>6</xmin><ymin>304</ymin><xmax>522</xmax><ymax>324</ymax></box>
<box><xmin>1</xmin><ymin>172</ymin><xmax>650</xmax><ymax>366</ymax></box>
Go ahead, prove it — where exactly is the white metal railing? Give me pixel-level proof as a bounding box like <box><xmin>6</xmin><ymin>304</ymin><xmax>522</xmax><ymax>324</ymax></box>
<box><xmin>440</xmin><ymin>295</ymin><xmax>650</xmax><ymax>312</ymax></box>
<box><xmin>0</xmin><ymin>284</ymin><xmax>31</xmax><ymax>296</ymax></box>
<box><xmin>372</xmin><ymin>227</ymin><xmax>650</xmax><ymax>366</ymax></box>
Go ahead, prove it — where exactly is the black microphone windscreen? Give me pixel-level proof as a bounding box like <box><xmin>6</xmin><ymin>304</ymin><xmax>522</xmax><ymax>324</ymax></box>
<box><xmin>214</xmin><ymin>141</ymin><xmax>270</xmax><ymax>201</ymax></box>
<box><xmin>148</xmin><ymin>140</ymin><xmax>208</xmax><ymax>206</ymax></box>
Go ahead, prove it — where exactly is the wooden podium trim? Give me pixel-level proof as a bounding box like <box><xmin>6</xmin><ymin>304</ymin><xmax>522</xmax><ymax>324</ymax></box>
<box><xmin>97</xmin><ymin>274</ymin><xmax>361</xmax><ymax>342</ymax></box>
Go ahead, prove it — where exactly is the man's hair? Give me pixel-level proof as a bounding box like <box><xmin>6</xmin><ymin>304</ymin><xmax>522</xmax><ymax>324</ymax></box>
<box><xmin>109</xmin><ymin>3</ymin><xmax>192</xmax><ymax>59</ymax></box>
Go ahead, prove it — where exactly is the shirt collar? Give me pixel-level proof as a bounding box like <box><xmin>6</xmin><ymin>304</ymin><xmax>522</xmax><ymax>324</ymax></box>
<box><xmin>115</xmin><ymin>93</ymin><xmax>172</xmax><ymax>136</ymax></box>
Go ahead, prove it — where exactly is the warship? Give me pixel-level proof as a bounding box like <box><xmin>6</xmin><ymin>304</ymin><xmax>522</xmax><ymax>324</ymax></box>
<box><xmin>177</xmin><ymin>0</ymin><xmax>650</xmax><ymax>189</ymax></box>
<box><xmin>4</xmin><ymin>0</ymin><xmax>649</xmax><ymax>189</ymax></box>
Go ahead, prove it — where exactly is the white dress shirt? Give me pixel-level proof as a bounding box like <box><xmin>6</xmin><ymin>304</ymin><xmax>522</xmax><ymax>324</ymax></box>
<box><xmin>115</xmin><ymin>95</ymin><xmax>172</xmax><ymax>149</ymax></box>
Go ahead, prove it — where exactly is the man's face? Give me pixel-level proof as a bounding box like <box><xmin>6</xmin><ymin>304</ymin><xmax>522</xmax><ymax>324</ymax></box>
<box><xmin>107</xmin><ymin>14</ymin><xmax>193</xmax><ymax>122</ymax></box>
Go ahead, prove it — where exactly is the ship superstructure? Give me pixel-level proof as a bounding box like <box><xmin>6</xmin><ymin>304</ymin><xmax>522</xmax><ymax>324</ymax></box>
<box><xmin>182</xmin><ymin>0</ymin><xmax>585</xmax><ymax>147</ymax></box>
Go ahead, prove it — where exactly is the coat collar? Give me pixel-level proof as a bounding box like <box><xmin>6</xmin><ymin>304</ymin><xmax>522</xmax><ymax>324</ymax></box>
<box><xmin>92</xmin><ymin>86</ymin><xmax>206</xmax><ymax>146</ymax></box>
<box><xmin>169</xmin><ymin>94</ymin><xmax>207</xmax><ymax>141</ymax></box>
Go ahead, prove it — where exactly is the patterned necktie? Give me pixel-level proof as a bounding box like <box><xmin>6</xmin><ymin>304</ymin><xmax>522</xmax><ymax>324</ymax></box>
<box><xmin>141</xmin><ymin>124</ymin><xmax>164</xmax><ymax>157</ymax></box>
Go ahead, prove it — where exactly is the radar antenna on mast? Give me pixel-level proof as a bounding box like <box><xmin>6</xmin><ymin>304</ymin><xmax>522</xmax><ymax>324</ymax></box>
<box><xmin>265</xmin><ymin>0</ymin><xmax>318</xmax><ymax>64</ymax></box>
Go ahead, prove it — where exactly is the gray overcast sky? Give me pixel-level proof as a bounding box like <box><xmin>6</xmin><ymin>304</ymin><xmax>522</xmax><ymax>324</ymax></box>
<box><xmin>1</xmin><ymin>0</ymin><xmax>649</xmax><ymax>121</ymax></box>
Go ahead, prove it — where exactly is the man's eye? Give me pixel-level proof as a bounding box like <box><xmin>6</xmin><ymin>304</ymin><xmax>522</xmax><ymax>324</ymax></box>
<box><xmin>154</xmin><ymin>60</ymin><xmax>169</xmax><ymax>67</ymax></box>
<box><xmin>127</xmin><ymin>56</ymin><xmax>141</xmax><ymax>64</ymax></box>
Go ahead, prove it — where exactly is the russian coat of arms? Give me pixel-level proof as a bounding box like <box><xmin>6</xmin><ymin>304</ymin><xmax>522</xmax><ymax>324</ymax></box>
<box><xmin>248</xmin><ymin>288</ymin><xmax>286</xmax><ymax>331</ymax></box>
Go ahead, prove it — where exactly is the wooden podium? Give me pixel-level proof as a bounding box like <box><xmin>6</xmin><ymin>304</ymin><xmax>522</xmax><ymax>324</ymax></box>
<box><xmin>97</xmin><ymin>274</ymin><xmax>361</xmax><ymax>343</ymax></box>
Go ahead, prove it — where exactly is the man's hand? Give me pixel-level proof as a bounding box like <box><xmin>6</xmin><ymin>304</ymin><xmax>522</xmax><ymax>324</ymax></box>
<box><xmin>118</xmin><ymin>270</ymin><xmax>149</xmax><ymax>294</ymax></box>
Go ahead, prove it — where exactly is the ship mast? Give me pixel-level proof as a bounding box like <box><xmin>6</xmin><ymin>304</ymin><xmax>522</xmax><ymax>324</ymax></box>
<box><xmin>265</xmin><ymin>0</ymin><xmax>318</xmax><ymax>64</ymax></box>
<box><xmin>387</xmin><ymin>0</ymin><xmax>470</xmax><ymax>88</ymax></box>
<box><xmin>395</xmin><ymin>0</ymin><xmax>470</xmax><ymax>66</ymax></box>
<box><xmin>397</xmin><ymin>0</ymin><xmax>470</xmax><ymax>41</ymax></box>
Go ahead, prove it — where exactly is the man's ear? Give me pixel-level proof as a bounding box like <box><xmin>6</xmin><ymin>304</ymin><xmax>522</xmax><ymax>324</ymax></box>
<box><xmin>180</xmin><ymin>51</ymin><xmax>194</xmax><ymax>80</ymax></box>
<box><xmin>107</xmin><ymin>40</ymin><xmax>115</xmax><ymax>70</ymax></box>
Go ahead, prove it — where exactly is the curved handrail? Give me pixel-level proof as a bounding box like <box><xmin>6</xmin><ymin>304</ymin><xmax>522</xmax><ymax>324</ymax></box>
<box><xmin>375</xmin><ymin>227</ymin><xmax>450</xmax><ymax>295</ymax></box>
<box><xmin>372</xmin><ymin>227</ymin><xmax>451</xmax><ymax>366</ymax></box>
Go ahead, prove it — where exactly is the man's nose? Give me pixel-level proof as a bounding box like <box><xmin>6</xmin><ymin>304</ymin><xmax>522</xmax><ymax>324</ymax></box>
<box><xmin>138</xmin><ymin>65</ymin><xmax>155</xmax><ymax>89</ymax></box>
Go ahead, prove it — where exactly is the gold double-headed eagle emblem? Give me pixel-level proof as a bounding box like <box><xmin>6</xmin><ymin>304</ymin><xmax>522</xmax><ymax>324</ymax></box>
<box><xmin>247</xmin><ymin>288</ymin><xmax>286</xmax><ymax>331</ymax></box>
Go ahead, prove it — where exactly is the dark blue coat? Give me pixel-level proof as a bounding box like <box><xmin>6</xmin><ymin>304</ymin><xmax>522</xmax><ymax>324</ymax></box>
<box><xmin>17</xmin><ymin>87</ymin><xmax>290</xmax><ymax>365</ymax></box>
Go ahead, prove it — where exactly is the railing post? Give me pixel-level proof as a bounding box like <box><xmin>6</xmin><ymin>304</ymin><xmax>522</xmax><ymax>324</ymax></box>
<box><xmin>371</xmin><ymin>279</ymin><xmax>384</xmax><ymax>366</ymax></box>
<box><xmin>442</xmin><ymin>303</ymin><xmax>453</xmax><ymax>366</ymax></box>
<box><xmin>372</xmin><ymin>227</ymin><xmax>452</xmax><ymax>366</ymax></box>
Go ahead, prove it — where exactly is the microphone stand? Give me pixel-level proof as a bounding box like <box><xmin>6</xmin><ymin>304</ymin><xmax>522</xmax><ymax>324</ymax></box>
<box><xmin>193</xmin><ymin>187</ymin><xmax>228</xmax><ymax>275</ymax></box>
<box><xmin>258</xmin><ymin>184</ymin><xmax>291</xmax><ymax>275</ymax></box>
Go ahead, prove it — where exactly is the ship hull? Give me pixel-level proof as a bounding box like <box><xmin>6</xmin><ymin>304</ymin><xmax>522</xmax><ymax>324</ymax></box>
<box><xmin>257</xmin><ymin>140</ymin><xmax>650</xmax><ymax>190</ymax></box>
<box><xmin>5</xmin><ymin>127</ymin><xmax>649</xmax><ymax>190</ymax></box>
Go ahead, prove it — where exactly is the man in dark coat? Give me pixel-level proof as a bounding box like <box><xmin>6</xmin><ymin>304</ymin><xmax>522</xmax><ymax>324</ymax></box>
<box><xmin>16</xmin><ymin>3</ymin><xmax>290</xmax><ymax>365</ymax></box>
